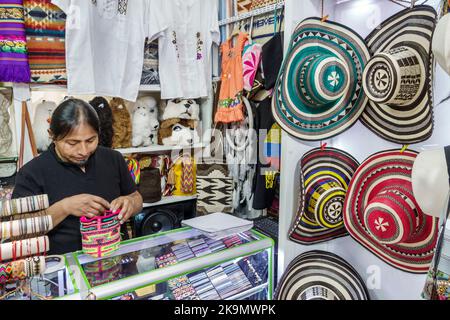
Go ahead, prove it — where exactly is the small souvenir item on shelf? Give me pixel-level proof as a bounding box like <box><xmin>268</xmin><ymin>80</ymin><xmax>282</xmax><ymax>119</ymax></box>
<box><xmin>361</xmin><ymin>6</ymin><xmax>437</xmax><ymax>144</ymax></box>
<box><xmin>0</xmin><ymin>0</ymin><xmax>31</xmax><ymax>83</ymax></box>
<box><xmin>289</xmin><ymin>147</ymin><xmax>359</xmax><ymax>245</ymax></box>
<box><xmin>215</xmin><ymin>32</ymin><xmax>248</xmax><ymax>123</ymax></box>
<box><xmin>158</xmin><ymin>118</ymin><xmax>200</xmax><ymax>147</ymax></box>
<box><xmin>131</xmin><ymin>96</ymin><xmax>159</xmax><ymax>147</ymax></box>
<box><xmin>110</xmin><ymin>98</ymin><xmax>132</xmax><ymax>149</ymax></box>
<box><xmin>168</xmin><ymin>155</ymin><xmax>197</xmax><ymax>196</ymax></box>
<box><xmin>275</xmin><ymin>250</ymin><xmax>370</xmax><ymax>300</ymax></box>
<box><xmin>0</xmin><ymin>94</ymin><xmax>12</xmax><ymax>156</ymax></box>
<box><xmin>138</xmin><ymin>167</ymin><xmax>162</xmax><ymax>203</ymax></box>
<box><xmin>272</xmin><ymin>17</ymin><xmax>370</xmax><ymax>140</ymax></box>
<box><xmin>80</xmin><ymin>211</ymin><xmax>121</xmax><ymax>258</ymax></box>
<box><xmin>162</xmin><ymin>99</ymin><xmax>200</xmax><ymax>121</ymax></box>
<box><xmin>33</xmin><ymin>100</ymin><xmax>57</xmax><ymax>153</ymax></box>
<box><xmin>23</xmin><ymin>0</ymin><xmax>67</xmax><ymax>84</ymax></box>
<box><xmin>343</xmin><ymin>149</ymin><xmax>439</xmax><ymax>273</ymax></box>
<box><xmin>126</xmin><ymin>158</ymin><xmax>141</xmax><ymax>185</ymax></box>
<box><xmin>89</xmin><ymin>97</ymin><xmax>113</xmax><ymax>148</ymax></box>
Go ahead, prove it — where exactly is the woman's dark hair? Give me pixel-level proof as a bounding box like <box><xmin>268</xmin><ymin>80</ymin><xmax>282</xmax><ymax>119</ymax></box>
<box><xmin>50</xmin><ymin>98</ymin><xmax>100</xmax><ymax>141</ymax></box>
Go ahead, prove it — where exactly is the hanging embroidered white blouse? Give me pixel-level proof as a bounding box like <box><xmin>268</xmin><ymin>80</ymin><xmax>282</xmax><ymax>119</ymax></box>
<box><xmin>148</xmin><ymin>0</ymin><xmax>220</xmax><ymax>100</ymax></box>
<box><xmin>52</xmin><ymin>0</ymin><xmax>151</xmax><ymax>102</ymax></box>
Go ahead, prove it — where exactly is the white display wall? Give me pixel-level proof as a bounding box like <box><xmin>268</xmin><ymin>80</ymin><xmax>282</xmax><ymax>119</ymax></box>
<box><xmin>278</xmin><ymin>0</ymin><xmax>450</xmax><ymax>299</ymax></box>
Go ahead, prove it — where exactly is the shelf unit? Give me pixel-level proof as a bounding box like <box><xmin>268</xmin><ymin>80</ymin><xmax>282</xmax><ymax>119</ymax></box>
<box><xmin>116</xmin><ymin>143</ymin><xmax>204</xmax><ymax>155</ymax></box>
<box><xmin>218</xmin><ymin>1</ymin><xmax>285</xmax><ymax>26</ymax></box>
<box><xmin>29</xmin><ymin>84</ymin><xmax>161</xmax><ymax>93</ymax></box>
<box><xmin>143</xmin><ymin>195</ymin><xmax>197</xmax><ymax>209</ymax></box>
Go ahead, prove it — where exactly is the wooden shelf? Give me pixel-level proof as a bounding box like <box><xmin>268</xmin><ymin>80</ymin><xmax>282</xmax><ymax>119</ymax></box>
<box><xmin>143</xmin><ymin>195</ymin><xmax>197</xmax><ymax>208</ymax></box>
<box><xmin>116</xmin><ymin>143</ymin><xmax>204</xmax><ymax>155</ymax></box>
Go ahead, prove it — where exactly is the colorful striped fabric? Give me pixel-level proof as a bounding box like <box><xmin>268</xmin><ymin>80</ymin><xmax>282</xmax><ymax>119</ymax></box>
<box><xmin>0</xmin><ymin>0</ymin><xmax>31</xmax><ymax>82</ymax></box>
<box><xmin>23</xmin><ymin>0</ymin><xmax>66</xmax><ymax>84</ymax></box>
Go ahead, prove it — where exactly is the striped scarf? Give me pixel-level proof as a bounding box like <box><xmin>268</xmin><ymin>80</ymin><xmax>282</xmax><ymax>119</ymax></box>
<box><xmin>0</xmin><ymin>0</ymin><xmax>31</xmax><ymax>82</ymax></box>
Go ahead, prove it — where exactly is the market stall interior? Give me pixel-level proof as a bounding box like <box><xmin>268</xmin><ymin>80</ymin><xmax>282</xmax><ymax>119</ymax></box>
<box><xmin>0</xmin><ymin>0</ymin><xmax>450</xmax><ymax>300</ymax></box>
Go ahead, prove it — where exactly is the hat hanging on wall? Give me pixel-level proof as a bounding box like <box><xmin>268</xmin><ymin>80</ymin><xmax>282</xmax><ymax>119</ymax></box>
<box><xmin>361</xmin><ymin>6</ymin><xmax>437</xmax><ymax>144</ymax></box>
<box><xmin>343</xmin><ymin>149</ymin><xmax>439</xmax><ymax>273</ymax></box>
<box><xmin>275</xmin><ymin>250</ymin><xmax>370</xmax><ymax>300</ymax></box>
<box><xmin>432</xmin><ymin>12</ymin><xmax>450</xmax><ymax>75</ymax></box>
<box><xmin>289</xmin><ymin>147</ymin><xmax>359</xmax><ymax>244</ymax></box>
<box><xmin>272</xmin><ymin>17</ymin><xmax>370</xmax><ymax>141</ymax></box>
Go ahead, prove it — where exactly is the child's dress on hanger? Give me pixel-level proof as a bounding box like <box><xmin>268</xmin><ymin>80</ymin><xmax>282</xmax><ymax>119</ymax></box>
<box><xmin>215</xmin><ymin>32</ymin><xmax>248</xmax><ymax>123</ymax></box>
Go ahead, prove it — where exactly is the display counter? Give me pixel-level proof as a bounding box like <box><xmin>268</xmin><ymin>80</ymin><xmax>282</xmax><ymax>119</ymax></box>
<box><xmin>28</xmin><ymin>227</ymin><xmax>274</xmax><ymax>300</ymax></box>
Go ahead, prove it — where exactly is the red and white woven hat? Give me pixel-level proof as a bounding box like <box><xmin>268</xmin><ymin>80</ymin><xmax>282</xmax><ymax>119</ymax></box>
<box><xmin>343</xmin><ymin>149</ymin><xmax>438</xmax><ymax>273</ymax></box>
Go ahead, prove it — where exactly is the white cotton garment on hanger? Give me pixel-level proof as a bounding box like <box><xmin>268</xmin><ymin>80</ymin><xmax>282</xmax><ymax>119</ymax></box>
<box><xmin>412</xmin><ymin>146</ymin><xmax>450</xmax><ymax>218</ymax></box>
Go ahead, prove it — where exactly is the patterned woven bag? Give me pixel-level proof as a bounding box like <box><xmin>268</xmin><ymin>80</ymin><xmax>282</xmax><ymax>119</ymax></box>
<box><xmin>80</xmin><ymin>211</ymin><xmax>121</xmax><ymax>258</ymax></box>
<box><xmin>196</xmin><ymin>164</ymin><xmax>233</xmax><ymax>215</ymax></box>
<box><xmin>169</xmin><ymin>155</ymin><xmax>197</xmax><ymax>196</ymax></box>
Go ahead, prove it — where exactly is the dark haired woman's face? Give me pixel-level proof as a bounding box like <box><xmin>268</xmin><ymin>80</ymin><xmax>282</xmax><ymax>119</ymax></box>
<box><xmin>53</xmin><ymin>122</ymin><xmax>99</xmax><ymax>166</ymax></box>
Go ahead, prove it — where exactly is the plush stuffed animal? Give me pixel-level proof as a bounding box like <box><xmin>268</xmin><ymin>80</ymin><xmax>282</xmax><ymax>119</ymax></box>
<box><xmin>0</xmin><ymin>94</ymin><xmax>12</xmax><ymax>156</ymax></box>
<box><xmin>110</xmin><ymin>97</ymin><xmax>132</xmax><ymax>149</ymax></box>
<box><xmin>158</xmin><ymin>118</ymin><xmax>200</xmax><ymax>146</ymax></box>
<box><xmin>162</xmin><ymin>98</ymin><xmax>200</xmax><ymax>121</ymax></box>
<box><xmin>131</xmin><ymin>96</ymin><xmax>159</xmax><ymax>147</ymax></box>
<box><xmin>89</xmin><ymin>97</ymin><xmax>113</xmax><ymax>148</ymax></box>
<box><xmin>33</xmin><ymin>100</ymin><xmax>57</xmax><ymax>153</ymax></box>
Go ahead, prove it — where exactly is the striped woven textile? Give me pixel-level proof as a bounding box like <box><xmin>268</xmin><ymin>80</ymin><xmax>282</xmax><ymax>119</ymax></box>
<box><xmin>0</xmin><ymin>0</ymin><xmax>31</xmax><ymax>82</ymax></box>
<box><xmin>23</xmin><ymin>0</ymin><xmax>66</xmax><ymax>84</ymax></box>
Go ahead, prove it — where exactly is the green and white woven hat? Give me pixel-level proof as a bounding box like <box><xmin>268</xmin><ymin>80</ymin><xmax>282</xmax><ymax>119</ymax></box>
<box><xmin>272</xmin><ymin>18</ymin><xmax>370</xmax><ymax>141</ymax></box>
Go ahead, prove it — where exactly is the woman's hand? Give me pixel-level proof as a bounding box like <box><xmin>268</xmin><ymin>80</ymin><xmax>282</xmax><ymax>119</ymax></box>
<box><xmin>59</xmin><ymin>194</ymin><xmax>110</xmax><ymax>218</ymax></box>
<box><xmin>111</xmin><ymin>191</ymin><xmax>143</xmax><ymax>224</ymax></box>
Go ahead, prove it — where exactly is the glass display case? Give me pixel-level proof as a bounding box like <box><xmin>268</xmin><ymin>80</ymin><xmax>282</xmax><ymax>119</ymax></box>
<box><xmin>53</xmin><ymin>227</ymin><xmax>274</xmax><ymax>300</ymax></box>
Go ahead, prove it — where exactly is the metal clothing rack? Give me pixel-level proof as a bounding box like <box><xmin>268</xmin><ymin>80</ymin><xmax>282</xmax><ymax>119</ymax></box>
<box><xmin>218</xmin><ymin>1</ymin><xmax>285</xmax><ymax>26</ymax></box>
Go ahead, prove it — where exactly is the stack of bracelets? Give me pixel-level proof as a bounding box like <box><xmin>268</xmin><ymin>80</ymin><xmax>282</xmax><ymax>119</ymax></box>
<box><xmin>0</xmin><ymin>256</ymin><xmax>45</xmax><ymax>284</ymax></box>
<box><xmin>80</xmin><ymin>210</ymin><xmax>121</xmax><ymax>258</ymax></box>
<box><xmin>0</xmin><ymin>195</ymin><xmax>49</xmax><ymax>218</ymax></box>
<box><xmin>0</xmin><ymin>195</ymin><xmax>52</xmax><ymax>286</ymax></box>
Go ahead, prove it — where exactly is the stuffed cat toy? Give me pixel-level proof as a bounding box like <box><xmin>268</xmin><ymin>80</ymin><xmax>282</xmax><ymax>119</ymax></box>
<box><xmin>33</xmin><ymin>100</ymin><xmax>57</xmax><ymax>153</ymax></box>
<box><xmin>158</xmin><ymin>118</ymin><xmax>200</xmax><ymax>146</ymax></box>
<box><xmin>0</xmin><ymin>94</ymin><xmax>12</xmax><ymax>156</ymax></box>
<box><xmin>89</xmin><ymin>97</ymin><xmax>113</xmax><ymax>148</ymax></box>
<box><xmin>110</xmin><ymin>97</ymin><xmax>132</xmax><ymax>149</ymax></box>
<box><xmin>132</xmin><ymin>96</ymin><xmax>159</xmax><ymax>147</ymax></box>
<box><xmin>162</xmin><ymin>98</ymin><xmax>200</xmax><ymax>121</ymax></box>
